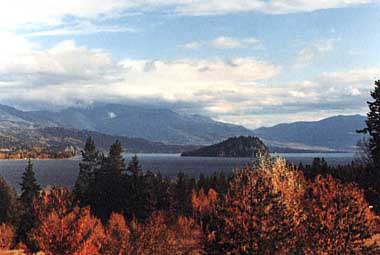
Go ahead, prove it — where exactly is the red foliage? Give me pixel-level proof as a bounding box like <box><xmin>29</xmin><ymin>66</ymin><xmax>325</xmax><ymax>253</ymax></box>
<box><xmin>29</xmin><ymin>188</ymin><xmax>104</xmax><ymax>255</ymax></box>
<box><xmin>303</xmin><ymin>175</ymin><xmax>379</xmax><ymax>254</ymax></box>
<box><xmin>0</xmin><ymin>223</ymin><xmax>15</xmax><ymax>250</ymax></box>
<box><xmin>101</xmin><ymin>213</ymin><xmax>131</xmax><ymax>255</ymax></box>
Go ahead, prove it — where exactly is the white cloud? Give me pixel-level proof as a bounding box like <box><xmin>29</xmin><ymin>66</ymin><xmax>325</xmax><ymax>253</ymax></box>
<box><xmin>0</xmin><ymin>1</ymin><xmax>375</xmax><ymax>32</ymax></box>
<box><xmin>0</xmin><ymin>35</ymin><xmax>378</xmax><ymax>128</ymax></box>
<box><xmin>183</xmin><ymin>36</ymin><xmax>261</xmax><ymax>50</ymax></box>
<box><xmin>182</xmin><ymin>42</ymin><xmax>202</xmax><ymax>50</ymax></box>
<box><xmin>211</xmin><ymin>37</ymin><xmax>243</xmax><ymax>49</ymax></box>
<box><xmin>174</xmin><ymin>0</ymin><xmax>375</xmax><ymax>15</ymax></box>
<box><xmin>294</xmin><ymin>39</ymin><xmax>337</xmax><ymax>68</ymax></box>
<box><xmin>23</xmin><ymin>21</ymin><xmax>136</xmax><ymax>37</ymax></box>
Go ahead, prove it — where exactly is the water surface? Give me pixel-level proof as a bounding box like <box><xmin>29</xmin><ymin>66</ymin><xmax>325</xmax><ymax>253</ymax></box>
<box><xmin>0</xmin><ymin>153</ymin><xmax>356</xmax><ymax>192</ymax></box>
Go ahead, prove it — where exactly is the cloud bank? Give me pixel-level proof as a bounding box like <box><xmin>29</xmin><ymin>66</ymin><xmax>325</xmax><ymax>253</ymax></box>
<box><xmin>0</xmin><ymin>35</ymin><xmax>377</xmax><ymax>128</ymax></box>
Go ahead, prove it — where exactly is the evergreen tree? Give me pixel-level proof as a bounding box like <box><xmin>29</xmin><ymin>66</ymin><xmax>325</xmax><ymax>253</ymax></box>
<box><xmin>358</xmin><ymin>80</ymin><xmax>380</xmax><ymax>168</ymax></box>
<box><xmin>74</xmin><ymin>136</ymin><xmax>99</xmax><ymax>205</ymax></box>
<box><xmin>127</xmin><ymin>154</ymin><xmax>142</xmax><ymax>176</ymax></box>
<box><xmin>18</xmin><ymin>159</ymin><xmax>41</xmax><ymax>242</ymax></box>
<box><xmin>91</xmin><ymin>141</ymin><xmax>126</xmax><ymax>221</ymax></box>
<box><xmin>20</xmin><ymin>159</ymin><xmax>40</xmax><ymax>206</ymax></box>
<box><xmin>108</xmin><ymin>140</ymin><xmax>126</xmax><ymax>176</ymax></box>
<box><xmin>0</xmin><ymin>177</ymin><xmax>19</xmax><ymax>225</ymax></box>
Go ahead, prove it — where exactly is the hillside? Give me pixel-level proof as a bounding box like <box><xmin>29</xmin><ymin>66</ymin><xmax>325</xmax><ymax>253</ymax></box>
<box><xmin>181</xmin><ymin>136</ymin><xmax>268</xmax><ymax>157</ymax></box>
<box><xmin>254</xmin><ymin>115</ymin><xmax>367</xmax><ymax>152</ymax></box>
<box><xmin>0</xmin><ymin>127</ymin><xmax>198</xmax><ymax>154</ymax></box>
<box><xmin>0</xmin><ymin>104</ymin><xmax>255</xmax><ymax>145</ymax></box>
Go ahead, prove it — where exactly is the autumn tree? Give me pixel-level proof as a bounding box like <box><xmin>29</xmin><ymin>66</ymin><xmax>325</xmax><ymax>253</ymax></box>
<box><xmin>207</xmin><ymin>166</ymin><xmax>296</xmax><ymax>255</ymax></box>
<box><xmin>129</xmin><ymin>212</ymin><xmax>203</xmax><ymax>255</ymax></box>
<box><xmin>29</xmin><ymin>188</ymin><xmax>104</xmax><ymax>255</ymax></box>
<box><xmin>257</xmin><ymin>157</ymin><xmax>306</xmax><ymax>226</ymax></box>
<box><xmin>0</xmin><ymin>223</ymin><xmax>15</xmax><ymax>250</ymax></box>
<box><xmin>303</xmin><ymin>175</ymin><xmax>379</xmax><ymax>254</ymax></box>
<box><xmin>191</xmin><ymin>188</ymin><xmax>218</xmax><ymax>232</ymax></box>
<box><xmin>101</xmin><ymin>213</ymin><xmax>131</xmax><ymax>255</ymax></box>
<box><xmin>358</xmin><ymin>80</ymin><xmax>380</xmax><ymax>168</ymax></box>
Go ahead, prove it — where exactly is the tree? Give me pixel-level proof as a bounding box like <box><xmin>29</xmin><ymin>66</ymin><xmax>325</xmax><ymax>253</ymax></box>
<box><xmin>74</xmin><ymin>136</ymin><xmax>99</xmax><ymax>205</ymax></box>
<box><xmin>0</xmin><ymin>223</ymin><xmax>15</xmax><ymax>250</ymax></box>
<box><xmin>303</xmin><ymin>175</ymin><xmax>379</xmax><ymax>254</ymax></box>
<box><xmin>358</xmin><ymin>80</ymin><xmax>380</xmax><ymax>168</ymax></box>
<box><xmin>18</xmin><ymin>159</ymin><xmax>41</xmax><ymax>243</ymax></box>
<box><xmin>101</xmin><ymin>213</ymin><xmax>131</xmax><ymax>255</ymax></box>
<box><xmin>129</xmin><ymin>212</ymin><xmax>203</xmax><ymax>255</ymax></box>
<box><xmin>0</xmin><ymin>176</ymin><xmax>20</xmax><ymax>225</ymax></box>
<box><xmin>91</xmin><ymin>141</ymin><xmax>126</xmax><ymax>221</ymax></box>
<box><xmin>108</xmin><ymin>140</ymin><xmax>126</xmax><ymax>176</ymax></box>
<box><xmin>30</xmin><ymin>188</ymin><xmax>104</xmax><ymax>255</ymax></box>
<box><xmin>20</xmin><ymin>159</ymin><xmax>41</xmax><ymax>205</ymax></box>
<box><xmin>127</xmin><ymin>154</ymin><xmax>142</xmax><ymax>176</ymax></box>
<box><xmin>207</xmin><ymin>166</ymin><xmax>296</xmax><ymax>255</ymax></box>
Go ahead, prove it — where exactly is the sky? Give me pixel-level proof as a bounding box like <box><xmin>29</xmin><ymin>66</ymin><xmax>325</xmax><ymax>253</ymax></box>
<box><xmin>0</xmin><ymin>0</ymin><xmax>379</xmax><ymax>128</ymax></box>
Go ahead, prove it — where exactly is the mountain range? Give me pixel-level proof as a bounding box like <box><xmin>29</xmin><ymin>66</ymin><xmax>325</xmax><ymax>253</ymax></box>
<box><xmin>0</xmin><ymin>104</ymin><xmax>368</xmax><ymax>152</ymax></box>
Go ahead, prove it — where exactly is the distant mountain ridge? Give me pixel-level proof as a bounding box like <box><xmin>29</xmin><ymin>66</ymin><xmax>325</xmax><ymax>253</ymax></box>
<box><xmin>16</xmin><ymin>104</ymin><xmax>255</xmax><ymax>145</ymax></box>
<box><xmin>0</xmin><ymin>103</ymin><xmax>368</xmax><ymax>152</ymax></box>
<box><xmin>254</xmin><ymin>115</ymin><xmax>367</xmax><ymax>152</ymax></box>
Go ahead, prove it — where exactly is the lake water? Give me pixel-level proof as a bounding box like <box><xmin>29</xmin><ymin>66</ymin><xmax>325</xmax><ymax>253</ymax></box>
<box><xmin>0</xmin><ymin>153</ymin><xmax>355</xmax><ymax>192</ymax></box>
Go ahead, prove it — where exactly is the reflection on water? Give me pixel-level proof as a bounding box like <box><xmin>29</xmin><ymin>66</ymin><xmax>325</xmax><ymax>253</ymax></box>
<box><xmin>0</xmin><ymin>153</ymin><xmax>356</xmax><ymax>192</ymax></box>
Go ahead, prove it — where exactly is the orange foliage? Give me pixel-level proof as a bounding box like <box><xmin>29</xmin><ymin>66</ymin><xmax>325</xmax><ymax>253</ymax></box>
<box><xmin>129</xmin><ymin>212</ymin><xmax>203</xmax><ymax>255</ymax></box>
<box><xmin>303</xmin><ymin>175</ymin><xmax>379</xmax><ymax>254</ymax></box>
<box><xmin>209</xmin><ymin>166</ymin><xmax>296</xmax><ymax>254</ymax></box>
<box><xmin>101</xmin><ymin>213</ymin><xmax>131</xmax><ymax>255</ymax></box>
<box><xmin>29</xmin><ymin>188</ymin><xmax>104</xmax><ymax>255</ymax></box>
<box><xmin>0</xmin><ymin>223</ymin><xmax>15</xmax><ymax>250</ymax></box>
<box><xmin>191</xmin><ymin>188</ymin><xmax>217</xmax><ymax>216</ymax></box>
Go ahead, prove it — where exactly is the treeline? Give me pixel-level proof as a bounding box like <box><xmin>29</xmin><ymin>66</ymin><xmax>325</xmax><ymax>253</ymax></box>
<box><xmin>0</xmin><ymin>138</ymin><xmax>379</xmax><ymax>254</ymax></box>
<box><xmin>299</xmin><ymin>157</ymin><xmax>380</xmax><ymax>213</ymax></box>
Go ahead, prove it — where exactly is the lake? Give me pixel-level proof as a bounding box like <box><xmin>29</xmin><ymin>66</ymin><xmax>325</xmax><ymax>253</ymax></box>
<box><xmin>0</xmin><ymin>153</ymin><xmax>355</xmax><ymax>192</ymax></box>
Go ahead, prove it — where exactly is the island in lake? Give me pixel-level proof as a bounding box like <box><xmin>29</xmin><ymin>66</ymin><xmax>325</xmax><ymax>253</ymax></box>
<box><xmin>181</xmin><ymin>136</ymin><xmax>268</xmax><ymax>157</ymax></box>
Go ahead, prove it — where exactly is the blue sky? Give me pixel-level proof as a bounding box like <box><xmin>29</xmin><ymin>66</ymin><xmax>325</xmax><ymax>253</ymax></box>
<box><xmin>0</xmin><ymin>1</ymin><xmax>379</xmax><ymax>128</ymax></box>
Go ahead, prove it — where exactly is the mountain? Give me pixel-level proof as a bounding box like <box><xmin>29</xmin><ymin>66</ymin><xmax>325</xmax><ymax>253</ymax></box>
<box><xmin>254</xmin><ymin>115</ymin><xmax>367</xmax><ymax>152</ymax></box>
<box><xmin>0</xmin><ymin>127</ymin><xmax>198</xmax><ymax>154</ymax></box>
<box><xmin>0</xmin><ymin>104</ymin><xmax>369</xmax><ymax>152</ymax></box>
<box><xmin>181</xmin><ymin>136</ymin><xmax>268</xmax><ymax>157</ymax></box>
<box><xmin>0</xmin><ymin>105</ymin><xmax>58</xmax><ymax>129</ymax></box>
<box><xmin>28</xmin><ymin>104</ymin><xmax>255</xmax><ymax>145</ymax></box>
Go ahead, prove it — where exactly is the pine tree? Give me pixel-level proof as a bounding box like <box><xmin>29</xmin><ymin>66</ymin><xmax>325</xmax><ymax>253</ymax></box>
<box><xmin>74</xmin><ymin>136</ymin><xmax>99</xmax><ymax>205</ymax></box>
<box><xmin>92</xmin><ymin>141</ymin><xmax>126</xmax><ymax>221</ymax></box>
<box><xmin>0</xmin><ymin>177</ymin><xmax>20</xmax><ymax>225</ymax></box>
<box><xmin>20</xmin><ymin>159</ymin><xmax>40</xmax><ymax>206</ymax></box>
<box><xmin>108</xmin><ymin>140</ymin><xmax>126</xmax><ymax>176</ymax></box>
<box><xmin>18</xmin><ymin>159</ymin><xmax>41</xmax><ymax>243</ymax></box>
<box><xmin>358</xmin><ymin>80</ymin><xmax>380</xmax><ymax>168</ymax></box>
<box><xmin>127</xmin><ymin>154</ymin><xmax>142</xmax><ymax>176</ymax></box>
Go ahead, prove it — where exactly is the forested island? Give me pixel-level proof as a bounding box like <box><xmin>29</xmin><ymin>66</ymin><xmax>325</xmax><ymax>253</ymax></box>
<box><xmin>181</xmin><ymin>136</ymin><xmax>268</xmax><ymax>157</ymax></box>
